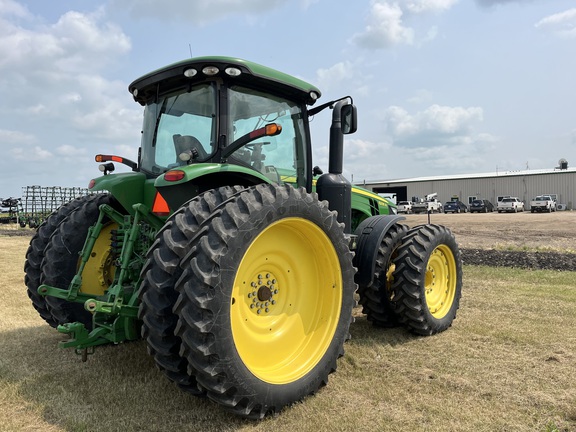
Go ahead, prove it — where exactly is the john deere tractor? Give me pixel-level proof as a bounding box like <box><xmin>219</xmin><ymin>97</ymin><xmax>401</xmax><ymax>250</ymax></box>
<box><xmin>24</xmin><ymin>57</ymin><xmax>462</xmax><ymax>419</ymax></box>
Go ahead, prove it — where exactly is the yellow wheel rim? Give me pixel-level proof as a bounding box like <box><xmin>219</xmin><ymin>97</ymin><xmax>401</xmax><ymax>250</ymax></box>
<box><xmin>80</xmin><ymin>222</ymin><xmax>117</xmax><ymax>296</ymax></box>
<box><xmin>231</xmin><ymin>217</ymin><xmax>342</xmax><ymax>384</ymax></box>
<box><xmin>424</xmin><ymin>244</ymin><xmax>457</xmax><ymax>319</ymax></box>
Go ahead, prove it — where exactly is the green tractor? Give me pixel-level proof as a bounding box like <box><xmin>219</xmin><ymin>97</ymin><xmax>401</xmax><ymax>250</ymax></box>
<box><xmin>24</xmin><ymin>57</ymin><xmax>462</xmax><ymax>419</ymax></box>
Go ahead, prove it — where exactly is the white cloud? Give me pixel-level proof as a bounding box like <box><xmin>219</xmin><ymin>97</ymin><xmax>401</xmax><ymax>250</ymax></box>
<box><xmin>475</xmin><ymin>0</ymin><xmax>527</xmax><ymax>7</ymax></box>
<box><xmin>0</xmin><ymin>0</ymin><xmax>30</xmax><ymax>18</ymax></box>
<box><xmin>404</xmin><ymin>0</ymin><xmax>460</xmax><ymax>14</ymax></box>
<box><xmin>384</xmin><ymin>104</ymin><xmax>484</xmax><ymax>143</ymax></box>
<box><xmin>0</xmin><ymin>9</ymin><xmax>130</xmax><ymax>71</ymax></box>
<box><xmin>10</xmin><ymin>145</ymin><xmax>53</xmax><ymax>161</ymax></box>
<box><xmin>351</xmin><ymin>0</ymin><xmax>460</xmax><ymax>49</ymax></box>
<box><xmin>0</xmin><ymin>128</ymin><xmax>35</xmax><ymax>144</ymax></box>
<box><xmin>109</xmin><ymin>0</ymin><xmax>289</xmax><ymax>24</ymax></box>
<box><xmin>55</xmin><ymin>144</ymin><xmax>87</xmax><ymax>156</ymax></box>
<box><xmin>0</xmin><ymin>9</ymin><xmax>138</xmax><ymax>143</ymax></box>
<box><xmin>535</xmin><ymin>8</ymin><xmax>576</xmax><ymax>38</ymax></box>
<box><xmin>352</xmin><ymin>2</ymin><xmax>414</xmax><ymax>49</ymax></box>
<box><xmin>316</xmin><ymin>61</ymin><xmax>351</xmax><ymax>90</ymax></box>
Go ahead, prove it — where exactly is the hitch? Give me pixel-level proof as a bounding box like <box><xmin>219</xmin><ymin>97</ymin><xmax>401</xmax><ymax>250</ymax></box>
<box><xmin>57</xmin><ymin>322</ymin><xmax>110</xmax><ymax>360</ymax></box>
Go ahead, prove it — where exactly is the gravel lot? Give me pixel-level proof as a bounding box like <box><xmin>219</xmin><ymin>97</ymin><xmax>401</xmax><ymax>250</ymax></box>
<box><xmin>2</xmin><ymin>210</ymin><xmax>575</xmax><ymax>271</ymax></box>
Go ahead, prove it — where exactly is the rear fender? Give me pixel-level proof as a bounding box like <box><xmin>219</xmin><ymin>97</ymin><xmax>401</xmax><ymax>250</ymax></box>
<box><xmin>353</xmin><ymin>215</ymin><xmax>406</xmax><ymax>288</ymax></box>
<box><xmin>155</xmin><ymin>163</ymin><xmax>273</xmax><ymax>211</ymax></box>
<box><xmin>89</xmin><ymin>172</ymin><xmax>155</xmax><ymax>215</ymax></box>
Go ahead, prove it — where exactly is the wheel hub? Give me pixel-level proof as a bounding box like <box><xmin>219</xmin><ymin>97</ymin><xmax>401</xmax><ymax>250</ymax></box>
<box><xmin>247</xmin><ymin>272</ymin><xmax>279</xmax><ymax>315</ymax></box>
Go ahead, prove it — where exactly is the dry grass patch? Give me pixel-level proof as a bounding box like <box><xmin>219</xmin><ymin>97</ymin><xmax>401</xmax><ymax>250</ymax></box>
<box><xmin>1</xmin><ymin>235</ymin><xmax>575</xmax><ymax>432</ymax></box>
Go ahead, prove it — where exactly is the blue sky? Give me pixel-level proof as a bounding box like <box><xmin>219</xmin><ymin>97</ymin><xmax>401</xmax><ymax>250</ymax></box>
<box><xmin>1</xmin><ymin>0</ymin><xmax>575</xmax><ymax>199</ymax></box>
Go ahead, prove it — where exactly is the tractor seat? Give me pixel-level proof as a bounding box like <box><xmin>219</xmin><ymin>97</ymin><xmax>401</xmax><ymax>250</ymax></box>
<box><xmin>173</xmin><ymin>134</ymin><xmax>208</xmax><ymax>162</ymax></box>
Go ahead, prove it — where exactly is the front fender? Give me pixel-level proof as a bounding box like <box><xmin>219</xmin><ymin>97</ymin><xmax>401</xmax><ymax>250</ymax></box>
<box><xmin>353</xmin><ymin>214</ymin><xmax>406</xmax><ymax>288</ymax></box>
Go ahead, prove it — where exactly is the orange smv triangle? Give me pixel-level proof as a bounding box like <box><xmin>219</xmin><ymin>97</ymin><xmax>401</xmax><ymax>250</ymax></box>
<box><xmin>152</xmin><ymin>192</ymin><xmax>170</xmax><ymax>216</ymax></box>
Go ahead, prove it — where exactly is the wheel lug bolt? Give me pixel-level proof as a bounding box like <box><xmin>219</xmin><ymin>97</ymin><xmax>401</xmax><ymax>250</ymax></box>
<box><xmin>257</xmin><ymin>309</ymin><xmax>261</xmax><ymax>314</ymax></box>
<box><xmin>265</xmin><ymin>308</ymin><xmax>269</xmax><ymax>313</ymax></box>
<box><xmin>271</xmin><ymin>300</ymin><xmax>276</xmax><ymax>305</ymax></box>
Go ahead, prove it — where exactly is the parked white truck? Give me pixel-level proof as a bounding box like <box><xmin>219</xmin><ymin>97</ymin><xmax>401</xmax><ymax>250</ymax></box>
<box><xmin>412</xmin><ymin>193</ymin><xmax>443</xmax><ymax>214</ymax></box>
<box><xmin>497</xmin><ymin>197</ymin><xmax>524</xmax><ymax>213</ymax></box>
<box><xmin>530</xmin><ymin>195</ymin><xmax>556</xmax><ymax>213</ymax></box>
<box><xmin>396</xmin><ymin>201</ymin><xmax>413</xmax><ymax>214</ymax></box>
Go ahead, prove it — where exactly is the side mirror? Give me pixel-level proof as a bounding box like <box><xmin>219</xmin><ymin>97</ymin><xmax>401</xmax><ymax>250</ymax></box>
<box><xmin>341</xmin><ymin>104</ymin><xmax>357</xmax><ymax>135</ymax></box>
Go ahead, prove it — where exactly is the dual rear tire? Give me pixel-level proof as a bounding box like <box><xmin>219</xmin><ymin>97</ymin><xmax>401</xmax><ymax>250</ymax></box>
<box><xmin>357</xmin><ymin>223</ymin><xmax>462</xmax><ymax>336</ymax></box>
<box><xmin>139</xmin><ymin>184</ymin><xmax>356</xmax><ymax>418</ymax></box>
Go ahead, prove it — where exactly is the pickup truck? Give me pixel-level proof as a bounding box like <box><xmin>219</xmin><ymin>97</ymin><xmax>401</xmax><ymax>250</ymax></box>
<box><xmin>497</xmin><ymin>197</ymin><xmax>524</xmax><ymax>213</ymax></box>
<box><xmin>396</xmin><ymin>201</ymin><xmax>413</xmax><ymax>214</ymax></box>
<box><xmin>530</xmin><ymin>195</ymin><xmax>556</xmax><ymax>213</ymax></box>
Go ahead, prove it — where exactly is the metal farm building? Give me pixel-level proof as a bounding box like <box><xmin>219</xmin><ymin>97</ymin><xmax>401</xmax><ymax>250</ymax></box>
<box><xmin>359</xmin><ymin>167</ymin><xmax>576</xmax><ymax>210</ymax></box>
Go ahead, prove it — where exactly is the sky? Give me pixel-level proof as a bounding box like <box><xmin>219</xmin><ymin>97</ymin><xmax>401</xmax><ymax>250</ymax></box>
<box><xmin>1</xmin><ymin>0</ymin><xmax>575</xmax><ymax>199</ymax></box>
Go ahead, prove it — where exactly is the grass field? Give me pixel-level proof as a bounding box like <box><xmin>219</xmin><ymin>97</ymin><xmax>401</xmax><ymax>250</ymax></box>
<box><xmin>1</xmin><ymin>235</ymin><xmax>575</xmax><ymax>432</ymax></box>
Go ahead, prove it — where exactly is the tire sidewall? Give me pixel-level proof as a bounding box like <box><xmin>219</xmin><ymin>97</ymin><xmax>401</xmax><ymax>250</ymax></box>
<box><xmin>178</xmin><ymin>184</ymin><xmax>355</xmax><ymax>414</ymax></box>
<box><xmin>420</xmin><ymin>229</ymin><xmax>462</xmax><ymax>332</ymax></box>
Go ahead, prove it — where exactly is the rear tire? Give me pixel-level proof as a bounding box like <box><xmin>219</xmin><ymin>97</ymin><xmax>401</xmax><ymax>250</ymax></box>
<box><xmin>41</xmin><ymin>194</ymin><xmax>120</xmax><ymax>329</ymax></box>
<box><xmin>24</xmin><ymin>195</ymin><xmax>100</xmax><ymax>327</ymax></box>
<box><xmin>174</xmin><ymin>184</ymin><xmax>356</xmax><ymax>418</ymax></box>
<box><xmin>138</xmin><ymin>186</ymin><xmax>244</xmax><ymax>395</ymax></box>
<box><xmin>391</xmin><ymin>224</ymin><xmax>462</xmax><ymax>335</ymax></box>
<box><xmin>357</xmin><ymin>223</ymin><xmax>408</xmax><ymax>327</ymax></box>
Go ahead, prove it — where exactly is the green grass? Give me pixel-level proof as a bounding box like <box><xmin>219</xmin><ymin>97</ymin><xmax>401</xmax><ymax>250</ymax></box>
<box><xmin>1</xmin><ymin>236</ymin><xmax>575</xmax><ymax>431</ymax></box>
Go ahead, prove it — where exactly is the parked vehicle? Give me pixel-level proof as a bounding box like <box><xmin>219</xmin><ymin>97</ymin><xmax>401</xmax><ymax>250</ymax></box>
<box><xmin>443</xmin><ymin>201</ymin><xmax>468</xmax><ymax>213</ymax></box>
<box><xmin>530</xmin><ymin>195</ymin><xmax>555</xmax><ymax>213</ymax></box>
<box><xmin>396</xmin><ymin>200</ymin><xmax>413</xmax><ymax>214</ymax></box>
<box><xmin>412</xmin><ymin>193</ymin><xmax>443</xmax><ymax>213</ymax></box>
<box><xmin>497</xmin><ymin>197</ymin><xmax>524</xmax><ymax>213</ymax></box>
<box><xmin>469</xmin><ymin>199</ymin><xmax>494</xmax><ymax>213</ymax></box>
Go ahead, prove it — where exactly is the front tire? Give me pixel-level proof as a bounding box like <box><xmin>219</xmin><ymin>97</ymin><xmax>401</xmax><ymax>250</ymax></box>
<box><xmin>174</xmin><ymin>184</ymin><xmax>356</xmax><ymax>418</ymax></box>
<box><xmin>391</xmin><ymin>224</ymin><xmax>462</xmax><ymax>335</ymax></box>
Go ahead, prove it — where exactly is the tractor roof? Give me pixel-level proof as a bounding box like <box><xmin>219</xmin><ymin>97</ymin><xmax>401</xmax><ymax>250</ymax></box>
<box><xmin>128</xmin><ymin>56</ymin><xmax>322</xmax><ymax>106</ymax></box>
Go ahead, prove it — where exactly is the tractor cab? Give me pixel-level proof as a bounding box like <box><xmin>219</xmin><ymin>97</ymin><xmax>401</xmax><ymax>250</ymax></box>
<box><xmin>129</xmin><ymin>58</ymin><xmax>323</xmax><ymax>199</ymax></box>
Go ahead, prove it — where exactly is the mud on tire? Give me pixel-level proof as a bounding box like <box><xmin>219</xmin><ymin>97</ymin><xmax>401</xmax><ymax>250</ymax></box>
<box><xmin>173</xmin><ymin>183</ymin><xmax>356</xmax><ymax>418</ymax></box>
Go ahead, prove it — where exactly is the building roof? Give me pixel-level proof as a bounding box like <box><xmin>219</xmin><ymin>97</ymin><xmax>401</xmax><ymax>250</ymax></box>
<box><xmin>361</xmin><ymin>167</ymin><xmax>576</xmax><ymax>185</ymax></box>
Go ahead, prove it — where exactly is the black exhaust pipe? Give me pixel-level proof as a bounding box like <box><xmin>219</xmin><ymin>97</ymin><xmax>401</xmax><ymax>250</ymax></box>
<box><xmin>317</xmin><ymin>100</ymin><xmax>354</xmax><ymax>234</ymax></box>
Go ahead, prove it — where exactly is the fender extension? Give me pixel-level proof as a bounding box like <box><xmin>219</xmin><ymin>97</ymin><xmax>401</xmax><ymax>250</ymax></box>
<box><xmin>353</xmin><ymin>214</ymin><xmax>406</xmax><ymax>288</ymax></box>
